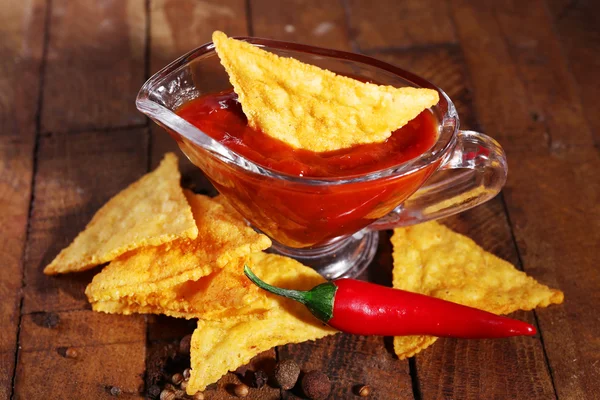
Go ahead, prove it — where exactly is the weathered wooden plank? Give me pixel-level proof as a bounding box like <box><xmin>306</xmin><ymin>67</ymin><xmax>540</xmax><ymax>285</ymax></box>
<box><xmin>345</xmin><ymin>0</ymin><xmax>456</xmax><ymax>51</ymax></box>
<box><xmin>15</xmin><ymin>310</ymin><xmax>145</xmax><ymax>399</ymax></box>
<box><xmin>451</xmin><ymin>1</ymin><xmax>600</xmax><ymax>398</ymax></box>
<box><xmin>502</xmin><ymin>147</ymin><xmax>600</xmax><ymax>400</ymax></box>
<box><xmin>280</xmin><ymin>333</ymin><xmax>414</xmax><ymax>400</ymax></box>
<box><xmin>41</xmin><ymin>0</ymin><xmax>146</xmax><ymax>133</ymax></box>
<box><xmin>19</xmin><ymin>310</ymin><xmax>145</xmax><ymax>351</ymax></box>
<box><xmin>416</xmin><ymin>202</ymin><xmax>556</xmax><ymax>400</ymax></box>
<box><xmin>251</xmin><ymin>0</ymin><xmax>351</xmax><ymax>51</ymax></box>
<box><xmin>22</xmin><ymin>128</ymin><xmax>149</xmax><ymax>313</ymax></box>
<box><xmin>0</xmin><ymin>0</ymin><xmax>47</xmax><ymax>398</ymax></box>
<box><xmin>547</xmin><ymin>0</ymin><xmax>600</xmax><ymax>145</ymax></box>
<box><xmin>149</xmin><ymin>0</ymin><xmax>247</xmax><ymax>183</ymax></box>
<box><xmin>450</xmin><ymin>0</ymin><xmax>594</xmax><ymax>151</ymax></box>
<box><xmin>371</xmin><ymin>47</ymin><xmax>556</xmax><ymax>399</ymax></box>
<box><xmin>15</xmin><ymin>342</ymin><xmax>146</xmax><ymax>399</ymax></box>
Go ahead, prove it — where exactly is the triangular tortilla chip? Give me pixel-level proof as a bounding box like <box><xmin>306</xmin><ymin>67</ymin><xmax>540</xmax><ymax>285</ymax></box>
<box><xmin>186</xmin><ymin>253</ymin><xmax>338</xmax><ymax>394</ymax></box>
<box><xmin>85</xmin><ymin>193</ymin><xmax>271</xmax><ymax>302</ymax></box>
<box><xmin>91</xmin><ymin>257</ymin><xmax>270</xmax><ymax>320</ymax></box>
<box><xmin>391</xmin><ymin>221</ymin><xmax>564</xmax><ymax>359</ymax></box>
<box><xmin>212</xmin><ymin>31</ymin><xmax>439</xmax><ymax>152</ymax></box>
<box><xmin>44</xmin><ymin>153</ymin><xmax>198</xmax><ymax>275</ymax></box>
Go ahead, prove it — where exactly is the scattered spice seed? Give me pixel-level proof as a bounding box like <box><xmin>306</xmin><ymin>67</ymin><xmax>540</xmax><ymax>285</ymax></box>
<box><xmin>171</xmin><ymin>372</ymin><xmax>184</xmax><ymax>385</ymax></box>
<box><xmin>109</xmin><ymin>386</ymin><xmax>122</xmax><ymax>397</ymax></box>
<box><xmin>252</xmin><ymin>370</ymin><xmax>268</xmax><ymax>388</ymax></box>
<box><xmin>234</xmin><ymin>383</ymin><xmax>249</xmax><ymax>397</ymax></box>
<box><xmin>302</xmin><ymin>370</ymin><xmax>331</xmax><ymax>400</ymax></box>
<box><xmin>192</xmin><ymin>392</ymin><xmax>205</xmax><ymax>400</ymax></box>
<box><xmin>65</xmin><ymin>347</ymin><xmax>78</xmax><ymax>359</ymax></box>
<box><xmin>183</xmin><ymin>368</ymin><xmax>191</xmax><ymax>380</ymax></box>
<box><xmin>274</xmin><ymin>360</ymin><xmax>300</xmax><ymax>390</ymax></box>
<box><xmin>180</xmin><ymin>379</ymin><xmax>188</xmax><ymax>390</ymax></box>
<box><xmin>358</xmin><ymin>385</ymin><xmax>371</xmax><ymax>397</ymax></box>
<box><xmin>179</xmin><ymin>334</ymin><xmax>192</xmax><ymax>355</ymax></box>
<box><xmin>159</xmin><ymin>389</ymin><xmax>175</xmax><ymax>400</ymax></box>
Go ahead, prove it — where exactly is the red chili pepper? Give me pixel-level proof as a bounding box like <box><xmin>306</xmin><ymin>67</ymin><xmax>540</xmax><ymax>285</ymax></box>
<box><xmin>244</xmin><ymin>266</ymin><xmax>536</xmax><ymax>338</ymax></box>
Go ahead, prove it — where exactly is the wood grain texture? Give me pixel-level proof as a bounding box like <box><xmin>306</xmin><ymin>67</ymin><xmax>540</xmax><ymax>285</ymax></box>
<box><xmin>0</xmin><ymin>1</ymin><xmax>47</xmax><ymax>398</ymax></box>
<box><xmin>149</xmin><ymin>0</ymin><xmax>248</xmax><ymax>188</ymax></box>
<box><xmin>371</xmin><ymin>46</ymin><xmax>555</xmax><ymax>399</ymax></box>
<box><xmin>450</xmin><ymin>0</ymin><xmax>594</xmax><ymax>151</ymax></box>
<box><xmin>503</xmin><ymin>147</ymin><xmax>600</xmax><ymax>400</ymax></box>
<box><xmin>15</xmin><ymin>310</ymin><xmax>145</xmax><ymax>399</ymax></box>
<box><xmin>416</xmin><ymin>202</ymin><xmax>556</xmax><ymax>400</ymax></box>
<box><xmin>41</xmin><ymin>0</ymin><xmax>146</xmax><ymax>133</ymax></box>
<box><xmin>547</xmin><ymin>0</ymin><xmax>600</xmax><ymax>145</ymax></box>
<box><xmin>251</xmin><ymin>0</ymin><xmax>351</xmax><ymax>51</ymax></box>
<box><xmin>345</xmin><ymin>0</ymin><xmax>456</xmax><ymax>51</ymax></box>
<box><xmin>451</xmin><ymin>1</ymin><xmax>599</xmax><ymax>398</ymax></box>
<box><xmin>22</xmin><ymin>128</ymin><xmax>148</xmax><ymax>313</ymax></box>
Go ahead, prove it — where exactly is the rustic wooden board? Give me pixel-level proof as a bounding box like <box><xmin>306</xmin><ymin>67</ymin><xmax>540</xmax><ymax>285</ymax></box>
<box><xmin>503</xmin><ymin>148</ymin><xmax>600</xmax><ymax>400</ymax></box>
<box><xmin>14</xmin><ymin>310</ymin><xmax>146</xmax><ymax>399</ymax></box>
<box><xmin>344</xmin><ymin>0</ymin><xmax>457</xmax><ymax>51</ymax></box>
<box><xmin>41</xmin><ymin>0</ymin><xmax>146</xmax><ymax>133</ymax></box>
<box><xmin>547</xmin><ymin>0</ymin><xmax>600</xmax><ymax>145</ymax></box>
<box><xmin>451</xmin><ymin>1</ymin><xmax>599</xmax><ymax>399</ymax></box>
<box><xmin>369</xmin><ymin>46</ymin><xmax>556</xmax><ymax>399</ymax></box>
<box><xmin>0</xmin><ymin>0</ymin><xmax>47</xmax><ymax>398</ymax></box>
<box><xmin>251</xmin><ymin>0</ymin><xmax>351</xmax><ymax>51</ymax></box>
<box><xmin>22</xmin><ymin>128</ymin><xmax>148</xmax><ymax>313</ymax></box>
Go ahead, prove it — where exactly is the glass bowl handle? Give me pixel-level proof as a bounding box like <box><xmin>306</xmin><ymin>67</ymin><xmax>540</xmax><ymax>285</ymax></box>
<box><xmin>369</xmin><ymin>130</ymin><xmax>507</xmax><ymax>230</ymax></box>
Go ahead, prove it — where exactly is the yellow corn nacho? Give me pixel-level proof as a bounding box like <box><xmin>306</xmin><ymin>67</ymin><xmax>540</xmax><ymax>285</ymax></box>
<box><xmin>85</xmin><ymin>192</ymin><xmax>271</xmax><ymax>303</ymax></box>
<box><xmin>391</xmin><ymin>221</ymin><xmax>564</xmax><ymax>359</ymax></box>
<box><xmin>212</xmin><ymin>31</ymin><xmax>439</xmax><ymax>152</ymax></box>
<box><xmin>44</xmin><ymin>153</ymin><xmax>198</xmax><ymax>275</ymax></box>
<box><xmin>186</xmin><ymin>252</ymin><xmax>338</xmax><ymax>394</ymax></box>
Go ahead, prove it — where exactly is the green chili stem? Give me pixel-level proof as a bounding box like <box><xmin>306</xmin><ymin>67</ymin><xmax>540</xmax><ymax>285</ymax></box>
<box><xmin>244</xmin><ymin>265</ymin><xmax>309</xmax><ymax>304</ymax></box>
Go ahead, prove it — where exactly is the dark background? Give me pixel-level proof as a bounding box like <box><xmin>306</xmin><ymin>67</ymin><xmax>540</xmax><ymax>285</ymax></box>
<box><xmin>1</xmin><ymin>0</ymin><xmax>598</xmax><ymax>399</ymax></box>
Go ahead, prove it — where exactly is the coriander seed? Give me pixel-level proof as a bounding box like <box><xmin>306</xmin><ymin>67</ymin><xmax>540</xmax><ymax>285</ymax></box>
<box><xmin>358</xmin><ymin>384</ymin><xmax>371</xmax><ymax>397</ymax></box>
<box><xmin>192</xmin><ymin>392</ymin><xmax>205</xmax><ymax>400</ymax></box>
<box><xmin>180</xmin><ymin>379</ymin><xmax>188</xmax><ymax>390</ymax></box>
<box><xmin>65</xmin><ymin>347</ymin><xmax>78</xmax><ymax>359</ymax></box>
<box><xmin>183</xmin><ymin>368</ymin><xmax>191</xmax><ymax>380</ymax></box>
<box><xmin>179</xmin><ymin>334</ymin><xmax>192</xmax><ymax>355</ymax></box>
<box><xmin>171</xmin><ymin>372</ymin><xmax>184</xmax><ymax>385</ymax></box>
<box><xmin>234</xmin><ymin>383</ymin><xmax>249</xmax><ymax>397</ymax></box>
<box><xmin>159</xmin><ymin>389</ymin><xmax>175</xmax><ymax>400</ymax></box>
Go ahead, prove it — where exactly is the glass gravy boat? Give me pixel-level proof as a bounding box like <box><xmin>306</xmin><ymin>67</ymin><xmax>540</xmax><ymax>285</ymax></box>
<box><xmin>137</xmin><ymin>38</ymin><xmax>507</xmax><ymax>278</ymax></box>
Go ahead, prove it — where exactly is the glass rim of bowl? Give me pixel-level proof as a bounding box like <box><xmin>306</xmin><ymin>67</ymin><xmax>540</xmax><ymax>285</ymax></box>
<box><xmin>136</xmin><ymin>37</ymin><xmax>459</xmax><ymax>186</ymax></box>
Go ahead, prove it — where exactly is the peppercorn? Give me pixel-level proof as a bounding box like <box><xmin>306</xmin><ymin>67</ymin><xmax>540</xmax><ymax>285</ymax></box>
<box><xmin>179</xmin><ymin>334</ymin><xmax>192</xmax><ymax>355</ymax></box>
<box><xmin>159</xmin><ymin>389</ymin><xmax>175</xmax><ymax>400</ymax></box>
<box><xmin>302</xmin><ymin>370</ymin><xmax>331</xmax><ymax>400</ymax></box>
<box><xmin>109</xmin><ymin>386</ymin><xmax>122</xmax><ymax>397</ymax></box>
<box><xmin>234</xmin><ymin>383</ymin><xmax>249</xmax><ymax>397</ymax></box>
<box><xmin>192</xmin><ymin>392</ymin><xmax>205</xmax><ymax>400</ymax></box>
<box><xmin>252</xmin><ymin>370</ymin><xmax>268</xmax><ymax>388</ymax></box>
<box><xmin>183</xmin><ymin>368</ymin><xmax>191</xmax><ymax>380</ymax></box>
<box><xmin>65</xmin><ymin>347</ymin><xmax>78</xmax><ymax>359</ymax></box>
<box><xmin>274</xmin><ymin>360</ymin><xmax>300</xmax><ymax>390</ymax></box>
<box><xmin>358</xmin><ymin>384</ymin><xmax>371</xmax><ymax>397</ymax></box>
<box><xmin>171</xmin><ymin>372</ymin><xmax>184</xmax><ymax>385</ymax></box>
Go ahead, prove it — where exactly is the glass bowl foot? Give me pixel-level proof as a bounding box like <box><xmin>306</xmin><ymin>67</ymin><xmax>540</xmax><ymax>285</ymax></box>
<box><xmin>269</xmin><ymin>229</ymin><xmax>379</xmax><ymax>279</ymax></box>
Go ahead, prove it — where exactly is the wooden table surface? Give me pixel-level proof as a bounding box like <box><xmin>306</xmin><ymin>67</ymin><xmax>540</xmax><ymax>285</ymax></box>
<box><xmin>2</xmin><ymin>0</ymin><xmax>598</xmax><ymax>399</ymax></box>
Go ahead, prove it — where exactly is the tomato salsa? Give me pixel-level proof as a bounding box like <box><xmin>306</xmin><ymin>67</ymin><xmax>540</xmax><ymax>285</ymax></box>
<box><xmin>175</xmin><ymin>89</ymin><xmax>441</xmax><ymax>248</ymax></box>
<box><xmin>176</xmin><ymin>89</ymin><xmax>438</xmax><ymax>178</ymax></box>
